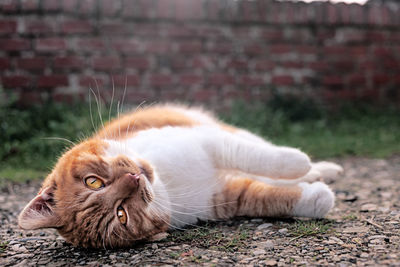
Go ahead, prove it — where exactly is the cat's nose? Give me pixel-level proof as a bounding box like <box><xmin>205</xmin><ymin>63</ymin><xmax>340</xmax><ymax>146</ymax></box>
<box><xmin>127</xmin><ymin>173</ymin><xmax>140</xmax><ymax>187</ymax></box>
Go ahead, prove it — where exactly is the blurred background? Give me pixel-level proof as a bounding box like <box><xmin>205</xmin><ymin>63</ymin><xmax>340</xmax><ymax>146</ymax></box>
<box><xmin>0</xmin><ymin>0</ymin><xmax>399</xmax><ymax>182</ymax></box>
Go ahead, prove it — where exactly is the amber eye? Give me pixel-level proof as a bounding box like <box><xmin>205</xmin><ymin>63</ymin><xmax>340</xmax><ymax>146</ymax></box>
<box><xmin>117</xmin><ymin>206</ymin><xmax>127</xmax><ymax>225</ymax></box>
<box><xmin>84</xmin><ymin>176</ymin><xmax>105</xmax><ymax>190</ymax></box>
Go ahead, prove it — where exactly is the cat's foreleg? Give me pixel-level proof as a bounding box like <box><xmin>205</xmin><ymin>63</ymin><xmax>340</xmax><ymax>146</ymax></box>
<box><xmin>205</xmin><ymin>130</ymin><xmax>311</xmax><ymax>179</ymax></box>
<box><xmin>212</xmin><ymin>177</ymin><xmax>334</xmax><ymax>219</ymax></box>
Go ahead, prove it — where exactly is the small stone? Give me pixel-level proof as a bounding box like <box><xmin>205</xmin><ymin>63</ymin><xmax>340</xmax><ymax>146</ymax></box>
<box><xmin>257</xmin><ymin>223</ymin><xmax>273</xmax><ymax>230</ymax></box>
<box><xmin>360</xmin><ymin>203</ymin><xmax>378</xmax><ymax>212</ymax></box>
<box><xmin>109</xmin><ymin>254</ymin><xmax>117</xmax><ymax>260</ymax></box>
<box><xmin>251</xmin><ymin>218</ymin><xmax>263</xmax><ymax>223</ymax></box>
<box><xmin>265</xmin><ymin>259</ymin><xmax>278</xmax><ymax>266</ymax></box>
<box><xmin>151</xmin><ymin>244</ymin><xmax>158</xmax><ymax>249</ymax></box>
<box><xmin>253</xmin><ymin>249</ymin><xmax>265</xmax><ymax>256</ymax></box>
<box><xmin>259</xmin><ymin>240</ymin><xmax>275</xmax><ymax>249</ymax></box>
<box><xmin>278</xmin><ymin>228</ymin><xmax>288</xmax><ymax>234</ymax></box>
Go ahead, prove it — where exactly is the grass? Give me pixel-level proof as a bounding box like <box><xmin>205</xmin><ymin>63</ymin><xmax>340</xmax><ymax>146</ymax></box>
<box><xmin>0</xmin><ymin>95</ymin><xmax>399</xmax><ymax>183</ymax></box>
<box><xmin>222</xmin><ymin>99</ymin><xmax>400</xmax><ymax>159</ymax></box>
<box><xmin>167</xmin><ymin>224</ymin><xmax>249</xmax><ymax>252</ymax></box>
<box><xmin>287</xmin><ymin>219</ymin><xmax>334</xmax><ymax>241</ymax></box>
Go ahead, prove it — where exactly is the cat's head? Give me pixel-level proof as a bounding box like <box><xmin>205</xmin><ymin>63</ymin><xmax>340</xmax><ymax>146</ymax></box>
<box><xmin>18</xmin><ymin>139</ymin><xmax>170</xmax><ymax>248</ymax></box>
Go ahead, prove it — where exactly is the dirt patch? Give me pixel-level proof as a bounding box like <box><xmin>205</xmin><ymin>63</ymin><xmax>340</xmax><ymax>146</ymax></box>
<box><xmin>1</xmin><ymin>157</ymin><xmax>399</xmax><ymax>266</ymax></box>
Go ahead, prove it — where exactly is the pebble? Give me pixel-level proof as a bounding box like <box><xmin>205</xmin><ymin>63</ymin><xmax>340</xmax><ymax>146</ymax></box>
<box><xmin>360</xmin><ymin>203</ymin><xmax>378</xmax><ymax>212</ymax></box>
<box><xmin>278</xmin><ymin>228</ymin><xmax>288</xmax><ymax>234</ymax></box>
<box><xmin>256</xmin><ymin>223</ymin><xmax>273</xmax><ymax>230</ymax></box>
<box><xmin>259</xmin><ymin>240</ymin><xmax>275</xmax><ymax>250</ymax></box>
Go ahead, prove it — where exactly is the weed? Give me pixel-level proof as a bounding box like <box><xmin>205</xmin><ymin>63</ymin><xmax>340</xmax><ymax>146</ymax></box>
<box><xmin>0</xmin><ymin>241</ymin><xmax>8</xmax><ymax>254</ymax></box>
<box><xmin>288</xmin><ymin>219</ymin><xmax>334</xmax><ymax>241</ymax></box>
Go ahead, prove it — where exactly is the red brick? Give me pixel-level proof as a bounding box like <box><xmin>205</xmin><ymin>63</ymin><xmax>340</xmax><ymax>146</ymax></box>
<box><xmin>262</xmin><ymin>29</ymin><xmax>284</xmax><ymax>41</ymax></box>
<box><xmin>21</xmin><ymin>0</ymin><xmax>40</xmax><ymax>11</ymax></box>
<box><xmin>54</xmin><ymin>56</ymin><xmax>85</xmax><ymax>70</ymax></box>
<box><xmin>61</xmin><ymin>0</ymin><xmax>79</xmax><ymax>12</ymax></box>
<box><xmin>36</xmin><ymin>38</ymin><xmax>66</xmax><ymax>52</ymax></box>
<box><xmin>347</xmin><ymin>74</ymin><xmax>366</xmax><ymax>86</ymax></box>
<box><xmin>206</xmin><ymin>0</ymin><xmax>221</xmax><ymax>20</ymax></box>
<box><xmin>2</xmin><ymin>75</ymin><xmax>32</xmax><ymax>88</ymax></box>
<box><xmin>333</xmin><ymin>61</ymin><xmax>354</xmax><ymax>72</ymax></box>
<box><xmin>244</xmin><ymin>44</ymin><xmax>264</xmax><ymax>55</ymax></box>
<box><xmin>227</xmin><ymin>59</ymin><xmax>249</xmax><ymax>70</ymax></box>
<box><xmin>323</xmin><ymin>76</ymin><xmax>344</xmax><ymax>86</ymax></box>
<box><xmin>0</xmin><ymin>58</ymin><xmax>10</xmax><ymax>70</ymax></box>
<box><xmin>366</xmin><ymin>31</ymin><xmax>386</xmax><ymax>42</ymax></box>
<box><xmin>38</xmin><ymin>75</ymin><xmax>68</xmax><ymax>88</ymax></box>
<box><xmin>255</xmin><ymin>60</ymin><xmax>274</xmax><ymax>71</ymax></box>
<box><xmin>92</xmin><ymin>57</ymin><xmax>121</xmax><ymax>71</ymax></box>
<box><xmin>323</xmin><ymin>46</ymin><xmax>350</xmax><ymax>56</ymax></box>
<box><xmin>239</xmin><ymin>75</ymin><xmax>264</xmax><ymax>86</ymax></box>
<box><xmin>208</xmin><ymin>42</ymin><xmax>233</xmax><ymax>54</ymax></box>
<box><xmin>271</xmin><ymin>75</ymin><xmax>294</xmax><ymax>86</ymax></box>
<box><xmin>0</xmin><ymin>1</ymin><xmax>18</xmax><ymax>12</ymax></box>
<box><xmin>77</xmin><ymin>38</ymin><xmax>106</xmax><ymax>51</ymax></box>
<box><xmin>177</xmin><ymin>41</ymin><xmax>202</xmax><ymax>54</ymax></box>
<box><xmin>0</xmin><ymin>20</ymin><xmax>17</xmax><ymax>34</ymax></box>
<box><xmin>79</xmin><ymin>76</ymin><xmax>107</xmax><ymax>87</ymax></box>
<box><xmin>281</xmin><ymin>61</ymin><xmax>304</xmax><ymax>69</ymax></box>
<box><xmin>309</xmin><ymin>62</ymin><xmax>328</xmax><ymax>72</ymax></box>
<box><xmin>208</xmin><ymin>74</ymin><xmax>235</xmax><ymax>85</ymax></box>
<box><xmin>166</xmin><ymin>25</ymin><xmax>196</xmax><ymax>37</ymax></box>
<box><xmin>125</xmin><ymin>57</ymin><xmax>151</xmax><ymax>70</ymax></box>
<box><xmin>0</xmin><ymin>39</ymin><xmax>30</xmax><ymax>51</ymax></box>
<box><xmin>101</xmin><ymin>23</ymin><xmax>131</xmax><ymax>35</ymax></box>
<box><xmin>25</xmin><ymin>20</ymin><xmax>54</xmax><ymax>34</ymax></box>
<box><xmin>149</xmin><ymin>74</ymin><xmax>174</xmax><ymax>86</ymax></box>
<box><xmin>175</xmin><ymin>0</ymin><xmax>204</xmax><ymax>20</ymax></box>
<box><xmin>179</xmin><ymin>74</ymin><xmax>203</xmax><ymax>85</ymax></box>
<box><xmin>17</xmin><ymin>57</ymin><xmax>46</xmax><ymax>70</ymax></box>
<box><xmin>144</xmin><ymin>41</ymin><xmax>171</xmax><ymax>54</ymax></box>
<box><xmin>61</xmin><ymin>20</ymin><xmax>93</xmax><ymax>34</ymax></box>
<box><xmin>111</xmin><ymin>39</ymin><xmax>141</xmax><ymax>54</ymax></box>
<box><xmin>269</xmin><ymin>44</ymin><xmax>292</xmax><ymax>54</ymax></box>
<box><xmin>42</xmin><ymin>0</ymin><xmax>61</xmax><ymax>11</ymax></box>
<box><xmin>157</xmin><ymin>0</ymin><xmax>175</xmax><ymax>19</ymax></box>
<box><xmin>194</xmin><ymin>90</ymin><xmax>217</xmax><ymax>102</ymax></box>
<box><xmin>373</xmin><ymin>74</ymin><xmax>390</xmax><ymax>86</ymax></box>
<box><xmin>52</xmin><ymin>92</ymin><xmax>84</xmax><ymax>103</ymax></box>
<box><xmin>78</xmin><ymin>0</ymin><xmax>96</xmax><ymax>15</ymax></box>
<box><xmin>125</xmin><ymin>90</ymin><xmax>156</xmax><ymax>103</ymax></box>
<box><xmin>111</xmin><ymin>75</ymin><xmax>140</xmax><ymax>87</ymax></box>
<box><xmin>100</xmin><ymin>0</ymin><xmax>122</xmax><ymax>16</ymax></box>
<box><xmin>296</xmin><ymin>45</ymin><xmax>318</xmax><ymax>55</ymax></box>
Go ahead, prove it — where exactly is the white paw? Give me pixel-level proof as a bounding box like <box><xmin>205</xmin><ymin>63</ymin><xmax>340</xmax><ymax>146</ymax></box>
<box><xmin>275</xmin><ymin>148</ymin><xmax>312</xmax><ymax>179</ymax></box>
<box><xmin>312</xmin><ymin>161</ymin><xmax>344</xmax><ymax>182</ymax></box>
<box><xmin>292</xmin><ymin>182</ymin><xmax>335</xmax><ymax>218</ymax></box>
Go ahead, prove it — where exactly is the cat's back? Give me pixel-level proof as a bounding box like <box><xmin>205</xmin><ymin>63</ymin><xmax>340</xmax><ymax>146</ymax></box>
<box><xmin>95</xmin><ymin>104</ymin><xmax>219</xmax><ymax>140</ymax></box>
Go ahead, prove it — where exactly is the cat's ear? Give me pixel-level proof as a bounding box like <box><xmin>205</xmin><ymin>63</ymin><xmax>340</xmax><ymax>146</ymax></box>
<box><xmin>18</xmin><ymin>186</ymin><xmax>62</xmax><ymax>230</ymax></box>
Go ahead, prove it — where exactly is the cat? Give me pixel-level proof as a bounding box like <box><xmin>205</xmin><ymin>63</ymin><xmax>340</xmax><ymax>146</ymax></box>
<box><xmin>18</xmin><ymin>104</ymin><xmax>343</xmax><ymax>248</ymax></box>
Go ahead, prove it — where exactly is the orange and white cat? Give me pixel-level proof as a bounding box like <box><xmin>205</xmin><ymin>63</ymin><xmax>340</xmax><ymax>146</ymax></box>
<box><xmin>18</xmin><ymin>104</ymin><xmax>343</xmax><ymax>248</ymax></box>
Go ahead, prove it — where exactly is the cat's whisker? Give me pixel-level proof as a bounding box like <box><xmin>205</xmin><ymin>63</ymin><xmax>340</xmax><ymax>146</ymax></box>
<box><xmin>109</xmin><ymin>76</ymin><xmax>115</xmax><ymax>123</ymax></box>
<box><xmin>88</xmin><ymin>89</ymin><xmax>96</xmax><ymax>133</ymax></box>
<box><xmin>41</xmin><ymin>137</ymin><xmax>76</xmax><ymax>146</ymax></box>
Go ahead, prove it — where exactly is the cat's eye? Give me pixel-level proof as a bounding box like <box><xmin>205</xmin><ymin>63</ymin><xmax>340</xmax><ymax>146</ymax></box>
<box><xmin>117</xmin><ymin>206</ymin><xmax>127</xmax><ymax>225</ymax></box>
<box><xmin>84</xmin><ymin>176</ymin><xmax>105</xmax><ymax>190</ymax></box>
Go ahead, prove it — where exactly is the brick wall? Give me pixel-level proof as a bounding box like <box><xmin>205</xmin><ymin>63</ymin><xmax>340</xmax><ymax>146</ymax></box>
<box><xmin>1</xmin><ymin>0</ymin><xmax>400</xmax><ymax>107</ymax></box>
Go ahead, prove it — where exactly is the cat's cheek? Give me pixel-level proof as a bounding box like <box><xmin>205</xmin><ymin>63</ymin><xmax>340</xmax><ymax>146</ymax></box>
<box><xmin>148</xmin><ymin>232</ymin><xmax>169</xmax><ymax>241</ymax></box>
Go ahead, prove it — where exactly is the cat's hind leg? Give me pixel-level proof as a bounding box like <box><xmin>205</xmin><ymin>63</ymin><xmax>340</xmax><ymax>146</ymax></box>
<box><xmin>212</xmin><ymin>176</ymin><xmax>334</xmax><ymax>220</ymax></box>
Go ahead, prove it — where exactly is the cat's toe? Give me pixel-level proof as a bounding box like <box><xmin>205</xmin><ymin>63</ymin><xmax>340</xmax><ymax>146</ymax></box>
<box><xmin>292</xmin><ymin>182</ymin><xmax>334</xmax><ymax>218</ymax></box>
<box><xmin>275</xmin><ymin>148</ymin><xmax>311</xmax><ymax>179</ymax></box>
<box><xmin>312</xmin><ymin>161</ymin><xmax>344</xmax><ymax>182</ymax></box>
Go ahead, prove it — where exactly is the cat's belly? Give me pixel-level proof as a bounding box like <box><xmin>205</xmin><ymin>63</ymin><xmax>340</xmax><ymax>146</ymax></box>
<box><xmin>121</xmin><ymin>127</ymin><xmax>223</xmax><ymax>228</ymax></box>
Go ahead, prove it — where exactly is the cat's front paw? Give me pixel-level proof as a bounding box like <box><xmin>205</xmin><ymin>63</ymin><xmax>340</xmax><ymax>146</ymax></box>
<box><xmin>312</xmin><ymin>161</ymin><xmax>344</xmax><ymax>182</ymax></box>
<box><xmin>274</xmin><ymin>148</ymin><xmax>311</xmax><ymax>179</ymax></box>
<box><xmin>292</xmin><ymin>182</ymin><xmax>334</xmax><ymax>218</ymax></box>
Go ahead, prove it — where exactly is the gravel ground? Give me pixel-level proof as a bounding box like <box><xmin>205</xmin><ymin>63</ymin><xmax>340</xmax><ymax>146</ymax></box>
<box><xmin>1</xmin><ymin>156</ymin><xmax>399</xmax><ymax>266</ymax></box>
